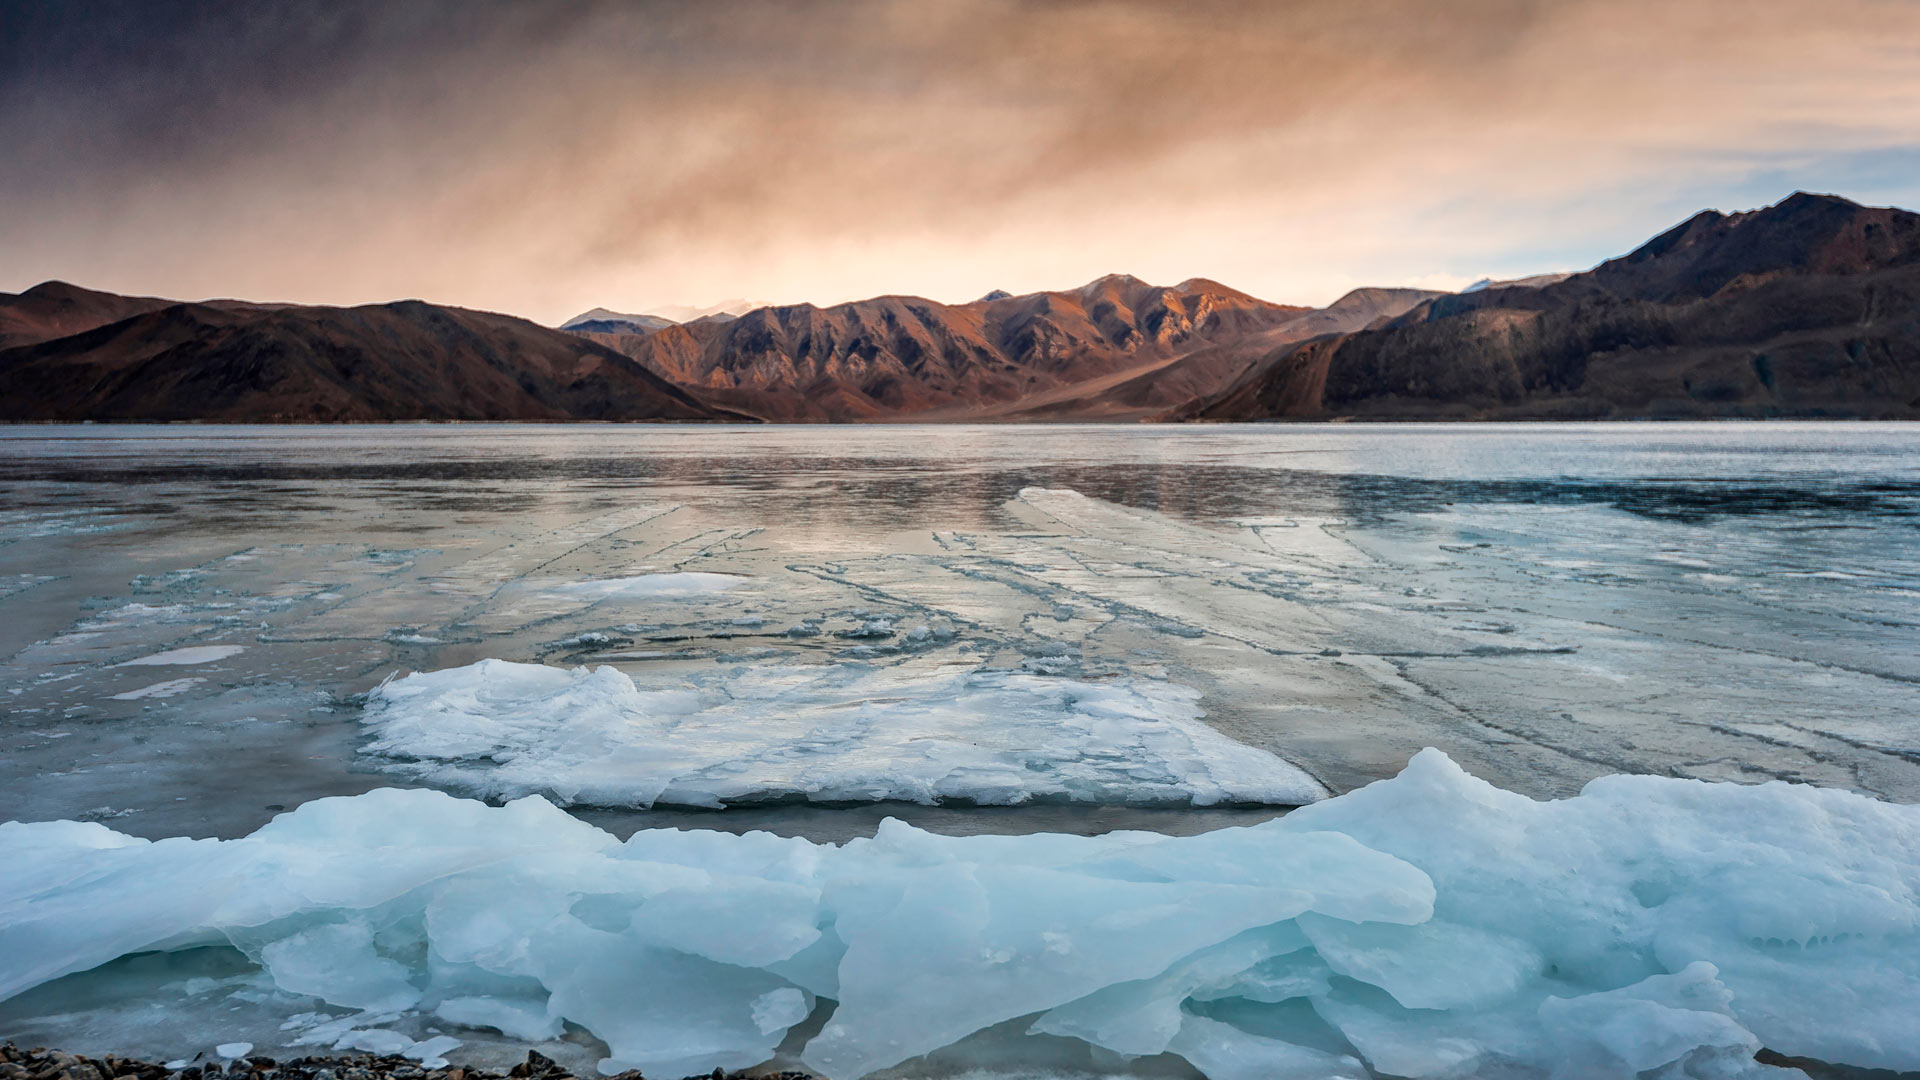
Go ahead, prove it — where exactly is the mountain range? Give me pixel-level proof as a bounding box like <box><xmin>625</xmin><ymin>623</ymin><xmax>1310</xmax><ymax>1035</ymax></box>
<box><xmin>1182</xmin><ymin>193</ymin><xmax>1920</xmax><ymax>421</ymax></box>
<box><xmin>3</xmin><ymin>192</ymin><xmax>1915</xmax><ymax>422</ymax></box>
<box><xmin>568</xmin><ymin>276</ymin><xmax>1447</xmax><ymax>421</ymax></box>
<box><xmin>0</xmin><ymin>285</ymin><xmax>736</xmax><ymax>422</ymax></box>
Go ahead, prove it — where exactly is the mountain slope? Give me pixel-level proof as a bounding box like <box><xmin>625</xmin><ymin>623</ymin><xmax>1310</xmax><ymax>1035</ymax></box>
<box><xmin>947</xmin><ymin>287</ymin><xmax>1447</xmax><ymax>421</ymax></box>
<box><xmin>582</xmin><ymin>275</ymin><xmax>1321</xmax><ymax>421</ymax></box>
<box><xmin>0</xmin><ymin>290</ymin><xmax>744</xmax><ymax>422</ymax></box>
<box><xmin>1182</xmin><ymin>193</ymin><xmax>1920</xmax><ymax>421</ymax></box>
<box><xmin>559</xmin><ymin>307</ymin><xmax>678</xmax><ymax>335</ymax></box>
<box><xmin>0</xmin><ymin>281</ymin><xmax>178</xmax><ymax>351</ymax></box>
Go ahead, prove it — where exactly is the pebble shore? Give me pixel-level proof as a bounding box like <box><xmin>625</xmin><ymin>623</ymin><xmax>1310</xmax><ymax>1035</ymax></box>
<box><xmin>0</xmin><ymin>1046</ymin><xmax>816</xmax><ymax>1080</ymax></box>
<box><xmin>7</xmin><ymin>1042</ymin><xmax>1896</xmax><ymax>1080</ymax></box>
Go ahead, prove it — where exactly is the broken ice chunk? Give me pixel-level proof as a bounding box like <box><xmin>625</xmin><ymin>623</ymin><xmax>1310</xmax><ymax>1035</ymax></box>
<box><xmin>255</xmin><ymin>921</ymin><xmax>421</xmax><ymax>1013</ymax></box>
<box><xmin>434</xmin><ymin>996</ymin><xmax>563</xmax><ymax>1041</ymax></box>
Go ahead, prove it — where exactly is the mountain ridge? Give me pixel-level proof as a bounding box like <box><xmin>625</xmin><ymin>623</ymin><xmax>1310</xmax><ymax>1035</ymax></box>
<box><xmin>1178</xmin><ymin>192</ymin><xmax>1920</xmax><ymax>422</ymax></box>
<box><xmin>570</xmin><ymin>274</ymin><xmax>1442</xmax><ymax>421</ymax></box>
<box><xmin>7</xmin><ymin>192</ymin><xmax>1916</xmax><ymax>423</ymax></box>
<box><xmin>0</xmin><ymin>291</ymin><xmax>745</xmax><ymax>422</ymax></box>
<box><xmin>558</xmin><ymin>307</ymin><xmax>678</xmax><ymax>335</ymax></box>
<box><xmin>0</xmin><ymin>280</ymin><xmax>180</xmax><ymax>352</ymax></box>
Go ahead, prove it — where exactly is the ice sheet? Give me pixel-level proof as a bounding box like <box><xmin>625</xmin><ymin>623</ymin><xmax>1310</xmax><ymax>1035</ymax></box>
<box><xmin>5</xmin><ymin>750</ymin><xmax>1917</xmax><ymax>1080</ymax></box>
<box><xmin>6</xmin><ymin>428</ymin><xmax>1918</xmax><ymax>842</ymax></box>
<box><xmin>360</xmin><ymin>658</ymin><xmax>1327</xmax><ymax>808</ymax></box>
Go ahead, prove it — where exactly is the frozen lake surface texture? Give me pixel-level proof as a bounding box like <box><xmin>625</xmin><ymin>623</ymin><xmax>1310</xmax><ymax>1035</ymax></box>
<box><xmin>2</xmin><ymin>423</ymin><xmax>1918</xmax><ymax>1079</ymax></box>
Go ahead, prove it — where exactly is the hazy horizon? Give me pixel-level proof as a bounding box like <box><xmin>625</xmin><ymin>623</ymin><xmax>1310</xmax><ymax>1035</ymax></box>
<box><xmin>6</xmin><ymin>0</ymin><xmax>1919</xmax><ymax>325</ymax></box>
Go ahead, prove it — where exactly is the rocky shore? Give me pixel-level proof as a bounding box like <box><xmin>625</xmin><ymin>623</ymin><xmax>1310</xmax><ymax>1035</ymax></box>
<box><xmin>0</xmin><ymin>1046</ymin><xmax>815</xmax><ymax>1080</ymax></box>
<box><xmin>9</xmin><ymin>1042</ymin><xmax>1918</xmax><ymax>1080</ymax></box>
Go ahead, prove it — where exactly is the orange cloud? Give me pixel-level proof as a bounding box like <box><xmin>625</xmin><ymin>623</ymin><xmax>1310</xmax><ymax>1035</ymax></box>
<box><xmin>4</xmin><ymin>0</ymin><xmax>1917</xmax><ymax>322</ymax></box>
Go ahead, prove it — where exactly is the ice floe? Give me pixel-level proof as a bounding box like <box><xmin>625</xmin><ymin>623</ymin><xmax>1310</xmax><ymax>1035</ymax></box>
<box><xmin>4</xmin><ymin>751</ymin><xmax>1918</xmax><ymax>1079</ymax></box>
<box><xmin>359</xmin><ymin>658</ymin><xmax>1325</xmax><ymax>808</ymax></box>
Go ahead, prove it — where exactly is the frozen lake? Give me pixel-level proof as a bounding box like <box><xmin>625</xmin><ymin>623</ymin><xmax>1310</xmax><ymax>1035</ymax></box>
<box><xmin>3</xmin><ymin>422</ymin><xmax>1916</xmax><ymax>841</ymax></box>
<box><xmin>5</xmin><ymin>422</ymin><xmax>1920</xmax><ymax>1078</ymax></box>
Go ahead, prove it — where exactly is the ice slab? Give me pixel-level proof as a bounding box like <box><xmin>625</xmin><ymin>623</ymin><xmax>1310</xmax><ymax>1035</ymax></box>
<box><xmin>5</xmin><ymin>751</ymin><xmax>1918</xmax><ymax>1080</ymax></box>
<box><xmin>359</xmin><ymin>658</ymin><xmax>1327</xmax><ymax>808</ymax></box>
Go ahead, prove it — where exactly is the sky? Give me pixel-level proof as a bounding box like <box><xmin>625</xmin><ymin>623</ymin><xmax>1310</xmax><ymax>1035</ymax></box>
<box><xmin>4</xmin><ymin>0</ymin><xmax>1919</xmax><ymax>325</ymax></box>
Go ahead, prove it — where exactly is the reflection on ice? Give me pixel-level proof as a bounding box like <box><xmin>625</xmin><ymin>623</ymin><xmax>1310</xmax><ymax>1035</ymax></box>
<box><xmin>116</xmin><ymin>645</ymin><xmax>248</xmax><ymax>666</ymax></box>
<box><xmin>550</xmin><ymin>573</ymin><xmax>746</xmax><ymax>599</ymax></box>
<box><xmin>108</xmin><ymin>677</ymin><xmax>204</xmax><ymax>700</ymax></box>
<box><xmin>4</xmin><ymin>750</ymin><xmax>1918</xmax><ymax>1079</ymax></box>
<box><xmin>361</xmin><ymin>658</ymin><xmax>1326</xmax><ymax>808</ymax></box>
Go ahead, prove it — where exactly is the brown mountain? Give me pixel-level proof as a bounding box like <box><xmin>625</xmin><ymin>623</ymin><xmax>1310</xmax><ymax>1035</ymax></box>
<box><xmin>0</xmin><ymin>288</ymin><xmax>744</xmax><ymax>422</ymax></box>
<box><xmin>579</xmin><ymin>275</ymin><xmax>1370</xmax><ymax>422</ymax></box>
<box><xmin>944</xmin><ymin>287</ymin><xmax>1448</xmax><ymax>421</ymax></box>
<box><xmin>560</xmin><ymin>307</ymin><xmax>679</xmax><ymax>335</ymax></box>
<box><xmin>0</xmin><ymin>281</ymin><xmax>178</xmax><ymax>351</ymax></box>
<box><xmin>1180</xmin><ymin>193</ymin><xmax>1920</xmax><ymax>421</ymax></box>
<box><xmin>15</xmin><ymin>193</ymin><xmax>1908</xmax><ymax>425</ymax></box>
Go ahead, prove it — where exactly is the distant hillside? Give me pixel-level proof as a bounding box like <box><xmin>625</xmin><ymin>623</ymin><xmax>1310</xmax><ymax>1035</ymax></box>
<box><xmin>0</xmin><ymin>286</ymin><xmax>744</xmax><ymax>422</ymax></box>
<box><xmin>559</xmin><ymin>307</ymin><xmax>678</xmax><ymax>335</ymax></box>
<box><xmin>574</xmin><ymin>275</ymin><xmax>1442</xmax><ymax>422</ymax></box>
<box><xmin>0</xmin><ymin>281</ymin><xmax>177</xmax><ymax>351</ymax></box>
<box><xmin>1180</xmin><ymin>193</ymin><xmax>1920</xmax><ymax>421</ymax></box>
<box><xmin>942</xmin><ymin>287</ymin><xmax>1447</xmax><ymax>421</ymax></box>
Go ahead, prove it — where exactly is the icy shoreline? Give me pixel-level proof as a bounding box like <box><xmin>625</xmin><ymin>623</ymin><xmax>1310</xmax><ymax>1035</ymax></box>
<box><xmin>6</xmin><ymin>750</ymin><xmax>1919</xmax><ymax>1080</ymax></box>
